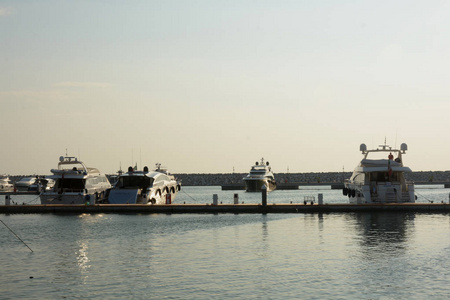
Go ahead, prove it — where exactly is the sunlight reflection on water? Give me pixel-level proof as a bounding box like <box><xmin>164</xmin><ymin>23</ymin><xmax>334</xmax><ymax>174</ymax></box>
<box><xmin>1</xmin><ymin>187</ymin><xmax>450</xmax><ymax>298</ymax></box>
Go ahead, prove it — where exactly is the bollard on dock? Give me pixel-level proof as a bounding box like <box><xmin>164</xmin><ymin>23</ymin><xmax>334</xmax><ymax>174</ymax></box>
<box><xmin>213</xmin><ymin>194</ymin><xmax>218</xmax><ymax>205</ymax></box>
<box><xmin>261</xmin><ymin>185</ymin><xmax>267</xmax><ymax>206</ymax></box>
<box><xmin>318</xmin><ymin>193</ymin><xmax>323</xmax><ymax>205</ymax></box>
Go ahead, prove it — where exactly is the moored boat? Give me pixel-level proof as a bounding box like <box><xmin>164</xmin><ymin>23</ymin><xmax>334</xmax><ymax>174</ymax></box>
<box><xmin>0</xmin><ymin>176</ymin><xmax>14</xmax><ymax>192</ymax></box>
<box><xmin>28</xmin><ymin>176</ymin><xmax>55</xmax><ymax>192</ymax></box>
<box><xmin>106</xmin><ymin>163</ymin><xmax>181</xmax><ymax>204</ymax></box>
<box><xmin>15</xmin><ymin>177</ymin><xmax>37</xmax><ymax>191</ymax></box>
<box><xmin>343</xmin><ymin>142</ymin><xmax>415</xmax><ymax>204</ymax></box>
<box><xmin>243</xmin><ymin>158</ymin><xmax>276</xmax><ymax>192</ymax></box>
<box><xmin>40</xmin><ymin>156</ymin><xmax>111</xmax><ymax>204</ymax></box>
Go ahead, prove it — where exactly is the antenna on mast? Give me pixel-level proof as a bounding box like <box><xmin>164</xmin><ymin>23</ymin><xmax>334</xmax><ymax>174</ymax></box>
<box><xmin>395</xmin><ymin>130</ymin><xmax>398</xmax><ymax>148</ymax></box>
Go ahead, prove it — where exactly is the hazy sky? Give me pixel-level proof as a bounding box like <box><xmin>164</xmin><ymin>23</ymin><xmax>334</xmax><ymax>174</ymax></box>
<box><xmin>1</xmin><ymin>1</ymin><xmax>450</xmax><ymax>175</ymax></box>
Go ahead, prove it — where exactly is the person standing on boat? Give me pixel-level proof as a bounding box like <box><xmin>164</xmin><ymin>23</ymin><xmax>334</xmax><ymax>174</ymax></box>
<box><xmin>388</xmin><ymin>152</ymin><xmax>394</xmax><ymax>160</ymax></box>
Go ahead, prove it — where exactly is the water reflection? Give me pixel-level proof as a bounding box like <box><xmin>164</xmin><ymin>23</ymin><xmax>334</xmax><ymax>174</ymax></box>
<box><xmin>350</xmin><ymin>212</ymin><xmax>416</xmax><ymax>296</ymax></box>
<box><xmin>76</xmin><ymin>241</ymin><xmax>90</xmax><ymax>273</ymax></box>
<box><xmin>354</xmin><ymin>212</ymin><xmax>415</xmax><ymax>255</ymax></box>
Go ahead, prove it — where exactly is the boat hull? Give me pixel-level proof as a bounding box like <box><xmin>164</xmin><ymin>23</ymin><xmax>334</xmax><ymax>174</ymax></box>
<box><xmin>40</xmin><ymin>193</ymin><xmax>99</xmax><ymax>205</ymax></box>
<box><xmin>107</xmin><ymin>187</ymin><xmax>179</xmax><ymax>205</ymax></box>
<box><xmin>344</xmin><ymin>182</ymin><xmax>415</xmax><ymax>204</ymax></box>
<box><xmin>244</xmin><ymin>179</ymin><xmax>276</xmax><ymax>192</ymax></box>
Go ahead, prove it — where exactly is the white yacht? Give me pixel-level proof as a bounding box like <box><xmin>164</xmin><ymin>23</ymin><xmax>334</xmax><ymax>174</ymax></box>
<box><xmin>16</xmin><ymin>176</ymin><xmax>55</xmax><ymax>192</ymax></box>
<box><xmin>40</xmin><ymin>156</ymin><xmax>111</xmax><ymax>204</ymax></box>
<box><xmin>28</xmin><ymin>177</ymin><xmax>55</xmax><ymax>192</ymax></box>
<box><xmin>243</xmin><ymin>158</ymin><xmax>277</xmax><ymax>192</ymax></box>
<box><xmin>15</xmin><ymin>177</ymin><xmax>37</xmax><ymax>191</ymax></box>
<box><xmin>106</xmin><ymin>163</ymin><xmax>181</xmax><ymax>204</ymax></box>
<box><xmin>344</xmin><ymin>143</ymin><xmax>415</xmax><ymax>204</ymax></box>
<box><xmin>0</xmin><ymin>176</ymin><xmax>14</xmax><ymax>192</ymax></box>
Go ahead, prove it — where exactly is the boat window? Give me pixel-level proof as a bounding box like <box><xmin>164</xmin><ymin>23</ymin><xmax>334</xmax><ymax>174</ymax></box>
<box><xmin>85</xmin><ymin>177</ymin><xmax>102</xmax><ymax>188</ymax></box>
<box><xmin>371</xmin><ymin>172</ymin><xmax>397</xmax><ymax>182</ymax></box>
<box><xmin>56</xmin><ymin>178</ymin><xmax>85</xmax><ymax>191</ymax></box>
<box><xmin>159</xmin><ymin>174</ymin><xmax>170</xmax><ymax>181</ymax></box>
<box><xmin>352</xmin><ymin>173</ymin><xmax>365</xmax><ymax>182</ymax></box>
<box><xmin>250</xmin><ymin>170</ymin><xmax>267</xmax><ymax>174</ymax></box>
<box><xmin>118</xmin><ymin>176</ymin><xmax>153</xmax><ymax>189</ymax></box>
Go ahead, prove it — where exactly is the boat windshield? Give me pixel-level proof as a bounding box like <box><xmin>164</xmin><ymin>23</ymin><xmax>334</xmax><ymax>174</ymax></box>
<box><xmin>250</xmin><ymin>170</ymin><xmax>267</xmax><ymax>175</ymax></box>
<box><xmin>55</xmin><ymin>178</ymin><xmax>85</xmax><ymax>192</ymax></box>
<box><xmin>117</xmin><ymin>176</ymin><xmax>154</xmax><ymax>189</ymax></box>
<box><xmin>366</xmin><ymin>151</ymin><xmax>401</xmax><ymax>161</ymax></box>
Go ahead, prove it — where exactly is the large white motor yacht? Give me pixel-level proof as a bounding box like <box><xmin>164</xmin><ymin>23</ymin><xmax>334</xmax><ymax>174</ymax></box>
<box><xmin>0</xmin><ymin>176</ymin><xmax>14</xmax><ymax>192</ymax></box>
<box><xmin>344</xmin><ymin>143</ymin><xmax>415</xmax><ymax>204</ymax></box>
<box><xmin>243</xmin><ymin>158</ymin><xmax>277</xmax><ymax>192</ymax></box>
<box><xmin>40</xmin><ymin>156</ymin><xmax>111</xmax><ymax>204</ymax></box>
<box><xmin>106</xmin><ymin>163</ymin><xmax>181</xmax><ymax>204</ymax></box>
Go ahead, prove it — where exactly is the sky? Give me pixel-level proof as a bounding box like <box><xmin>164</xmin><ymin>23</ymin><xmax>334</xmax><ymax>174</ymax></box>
<box><xmin>1</xmin><ymin>0</ymin><xmax>450</xmax><ymax>175</ymax></box>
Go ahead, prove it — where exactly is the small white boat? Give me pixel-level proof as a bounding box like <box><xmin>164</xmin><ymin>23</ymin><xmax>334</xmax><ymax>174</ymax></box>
<box><xmin>107</xmin><ymin>163</ymin><xmax>181</xmax><ymax>204</ymax></box>
<box><xmin>344</xmin><ymin>142</ymin><xmax>415</xmax><ymax>204</ymax></box>
<box><xmin>40</xmin><ymin>156</ymin><xmax>111</xmax><ymax>204</ymax></box>
<box><xmin>0</xmin><ymin>176</ymin><xmax>14</xmax><ymax>192</ymax></box>
<box><xmin>28</xmin><ymin>177</ymin><xmax>55</xmax><ymax>192</ymax></box>
<box><xmin>243</xmin><ymin>158</ymin><xmax>277</xmax><ymax>192</ymax></box>
<box><xmin>15</xmin><ymin>177</ymin><xmax>37</xmax><ymax>191</ymax></box>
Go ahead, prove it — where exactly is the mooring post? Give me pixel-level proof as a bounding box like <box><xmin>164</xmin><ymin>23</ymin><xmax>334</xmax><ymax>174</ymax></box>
<box><xmin>234</xmin><ymin>193</ymin><xmax>239</xmax><ymax>204</ymax></box>
<box><xmin>318</xmin><ymin>193</ymin><xmax>323</xmax><ymax>205</ymax></box>
<box><xmin>261</xmin><ymin>185</ymin><xmax>267</xmax><ymax>206</ymax></box>
<box><xmin>213</xmin><ymin>194</ymin><xmax>218</xmax><ymax>205</ymax></box>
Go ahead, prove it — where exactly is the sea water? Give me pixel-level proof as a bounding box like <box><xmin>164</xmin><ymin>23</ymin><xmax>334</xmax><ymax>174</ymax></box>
<box><xmin>1</xmin><ymin>186</ymin><xmax>450</xmax><ymax>299</ymax></box>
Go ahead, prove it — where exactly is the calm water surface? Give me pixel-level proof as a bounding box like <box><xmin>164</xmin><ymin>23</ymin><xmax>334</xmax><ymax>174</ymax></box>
<box><xmin>1</xmin><ymin>186</ymin><xmax>450</xmax><ymax>299</ymax></box>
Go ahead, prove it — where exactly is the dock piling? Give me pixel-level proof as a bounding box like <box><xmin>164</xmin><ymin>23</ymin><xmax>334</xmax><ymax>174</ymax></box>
<box><xmin>261</xmin><ymin>185</ymin><xmax>267</xmax><ymax>206</ymax></box>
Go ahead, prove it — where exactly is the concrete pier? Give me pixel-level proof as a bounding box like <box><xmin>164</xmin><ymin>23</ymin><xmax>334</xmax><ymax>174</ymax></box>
<box><xmin>1</xmin><ymin>203</ymin><xmax>450</xmax><ymax>214</ymax></box>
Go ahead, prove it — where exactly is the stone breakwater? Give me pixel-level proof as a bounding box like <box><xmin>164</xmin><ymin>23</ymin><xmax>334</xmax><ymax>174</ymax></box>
<box><xmin>172</xmin><ymin>171</ymin><xmax>450</xmax><ymax>186</ymax></box>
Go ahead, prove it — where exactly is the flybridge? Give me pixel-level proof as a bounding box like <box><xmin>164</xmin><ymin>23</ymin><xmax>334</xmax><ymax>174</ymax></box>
<box><xmin>360</xmin><ymin>143</ymin><xmax>408</xmax><ymax>154</ymax></box>
<box><xmin>50</xmin><ymin>156</ymin><xmax>100</xmax><ymax>176</ymax></box>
